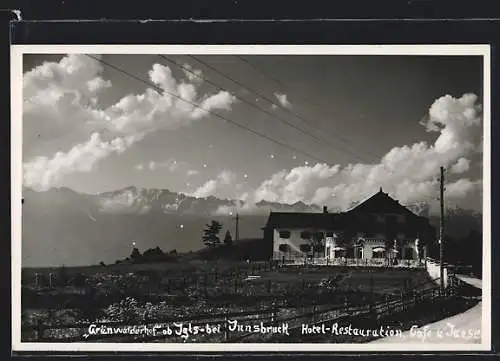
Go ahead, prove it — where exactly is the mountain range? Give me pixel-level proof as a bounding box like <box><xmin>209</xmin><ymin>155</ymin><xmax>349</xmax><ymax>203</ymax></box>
<box><xmin>20</xmin><ymin>186</ymin><xmax>482</xmax><ymax>267</ymax></box>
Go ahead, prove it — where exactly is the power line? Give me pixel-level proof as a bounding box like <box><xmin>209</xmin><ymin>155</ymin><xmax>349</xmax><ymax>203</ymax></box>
<box><xmin>159</xmin><ymin>54</ymin><xmax>374</xmax><ymax>164</ymax></box>
<box><xmin>189</xmin><ymin>55</ymin><xmax>380</xmax><ymax>165</ymax></box>
<box><xmin>439</xmin><ymin>166</ymin><xmax>446</xmax><ymax>295</ymax></box>
<box><xmin>85</xmin><ymin>54</ymin><xmax>329</xmax><ymax>164</ymax></box>
<box><xmin>84</xmin><ymin>54</ymin><xmax>434</xmax><ymax>196</ymax></box>
<box><xmin>235</xmin><ymin>55</ymin><xmax>289</xmax><ymax>90</ymax></box>
<box><xmin>235</xmin><ymin>55</ymin><xmax>387</xmax><ymax>145</ymax></box>
<box><xmin>221</xmin><ymin>55</ymin><xmax>353</xmax><ymax>145</ymax></box>
<box><xmin>233</xmin><ymin>55</ymin><xmax>421</xmax><ymax>183</ymax></box>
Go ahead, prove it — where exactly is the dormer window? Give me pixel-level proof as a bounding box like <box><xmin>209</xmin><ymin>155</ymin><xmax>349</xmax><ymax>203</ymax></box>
<box><xmin>279</xmin><ymin>230</ymin><xmax>291</xmax><ymax>239</ymax></box>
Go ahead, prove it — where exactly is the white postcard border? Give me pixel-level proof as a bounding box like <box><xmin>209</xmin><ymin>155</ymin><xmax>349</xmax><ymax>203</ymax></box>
<box><xmin>11</xmin><ymin>44</ymin><xmax>492</xmax><ymax>352</ymax></box>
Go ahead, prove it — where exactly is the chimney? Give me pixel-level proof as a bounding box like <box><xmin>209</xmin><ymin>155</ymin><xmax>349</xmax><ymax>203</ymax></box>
<box><xmin>323</xmin><ymin>205</ymin><xmax>328</xmax><ymax>213</ymax></box>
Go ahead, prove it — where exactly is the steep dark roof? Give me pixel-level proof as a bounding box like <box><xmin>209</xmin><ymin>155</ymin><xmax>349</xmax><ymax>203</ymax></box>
<box><xmin>263</xmin><ymin>189</ymin><xmax>434</xmax><ymax>233</ymax></box>
<box><xmin>264</xmin><ymin>212</ymin><xmax>337</xmax><ymax>229</ymax></box>
<box><xmin>346</xmin><ymin>188</ymin><xmax>417</xmax><ymax>216</ymax></box>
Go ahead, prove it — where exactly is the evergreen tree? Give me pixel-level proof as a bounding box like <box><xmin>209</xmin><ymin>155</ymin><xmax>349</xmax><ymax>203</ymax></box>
<box><xmin>130</xmin><ymin>247</ymin><xmax>142</xmax><ymax>262</ymax></box>
<box><xmin>57</xmin><ymin>265</ymin><xmax>68</xmax><ymax>287</ymax></box>
<box><xmin>202</xmin><ymin>221</ymin><xmax>223</xmax><ymax>248</ymax></box>
<box><xmin>223</xmin><ymin>230</ymin><xmax>233</xmax><ymax>246</ymax></box>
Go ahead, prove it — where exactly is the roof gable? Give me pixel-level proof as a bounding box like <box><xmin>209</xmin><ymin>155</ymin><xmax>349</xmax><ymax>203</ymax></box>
<box><xmin>263</xmin><ymin>189</ymin><xmax>432</xmax><ymax>231</ymax></box>
<box><xmin>346</xmin><ymin>188</ymin><xmax>416</xmax><ymax>216</ymax></box>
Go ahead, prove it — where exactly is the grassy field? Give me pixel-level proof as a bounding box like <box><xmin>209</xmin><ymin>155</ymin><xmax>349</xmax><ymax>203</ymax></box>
<box><xmin>20</xmin><ymin>259</ymin><xmax>435</xmax><ymax>342</ymax></box>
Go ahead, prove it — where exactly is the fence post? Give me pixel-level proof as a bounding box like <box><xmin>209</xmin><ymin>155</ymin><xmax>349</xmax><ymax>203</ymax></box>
<box><xmin>271</xmin><ymin>300</ymin><xmax>276</xmax><ymax>325</ymax></box>
<box><xmin>35</xmin><ymin>320</ymin><xmax>45</xmax><ymax>341</ymax></box>
<box><xmin>224</xmin><ymin>316</ymin><xmax>228</xmax><ymax>342</ymax></box>
<box><xmin>204</xmin><ymin>273</ymin><xmax>208</xmax><ymax>297</ymax></box>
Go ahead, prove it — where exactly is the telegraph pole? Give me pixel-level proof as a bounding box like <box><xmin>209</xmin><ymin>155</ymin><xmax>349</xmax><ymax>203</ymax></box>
<box><xmin>235</xmin><ymin>212</ymin><xmax>240</xmax><ymax>242</ymax></box>
<box><xmin>439</xmin><ymin>166</ymin><xmax>445</xmax><ymax>295</ymax></box>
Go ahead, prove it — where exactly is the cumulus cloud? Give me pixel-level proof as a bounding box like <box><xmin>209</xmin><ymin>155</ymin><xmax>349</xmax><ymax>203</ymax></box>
<box><xmin>190</xmin><ymin>170</ymin><xmax>237</xmax><ymax>198</ymax></box>
<box><xmin>273</xmin><ymin>92</ymin><xmax>291</xmax><ymax>108</ymax></box>
<box><xmin>181</xmin><ymin>63</ymin><xmax>203</xmax><ymax>85</ymax></box>
<box><xmin>445</xmin><ymin>178</ymin><xmax>482</xmax><ymax>199</ymax></box>
<box><xmin>23</xmin><ymin>55</ymin><xmax>237</xmax><ymax>190</ymax></box>
<box><xmin>23</xmin><ymin>54</ymin><xmax>112</xmax><ymax>151</ymax></box>
<box><xmin>134</xmin><ymin>158</ymin><xmax>199</xmax><ymax>176</ymax></box>
<box><xmin>234</xmin><ymin>93</ymin><xmax>483</xmax><ymax>213</ymax></box>
<box><xmin>450</xmin><ymin>157</ymin><xmax>471</xmax><ymax>174</ymax></box>
<box><xmin>24</xmin><ymin>133</ymin><xmax>137</xmax><ymax>190</ymax></box>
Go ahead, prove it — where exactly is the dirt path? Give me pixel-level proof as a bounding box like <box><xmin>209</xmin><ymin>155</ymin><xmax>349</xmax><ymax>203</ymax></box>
<box><xmin>456</xmin><ymin>275</ymin><xmax>482</xmax><ymax>289</ymax></box>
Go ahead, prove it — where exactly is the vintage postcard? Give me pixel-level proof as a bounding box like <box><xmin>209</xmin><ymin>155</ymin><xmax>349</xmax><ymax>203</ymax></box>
<box><xmin>11</xmin><ymin>44</ymin><xmax>491</xmax><ymax>352</ymax></box>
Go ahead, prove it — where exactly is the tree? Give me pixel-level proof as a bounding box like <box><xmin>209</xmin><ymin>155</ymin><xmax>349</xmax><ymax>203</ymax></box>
<box><xmin>142</xmin><ymin>246</ymin><xmax>165</xmax><ymax>262</ymax></box>
<box><xmin>57</xmin><ymin>265</ymin><xmax>69</xmax><ymax>287</ymax></box>
<box><xmin>130</xmin><ymin>247</ymin><xmax>142</xmax><ymax>262</ymax></box>
<box><xmin>310</xmin><ymin>232</ymin><xmax>325</xmax><ymax>257</ymax></box>
<box><xmin>202</xmin><ymin>221</ymin><xmax>223</xmax><ymax>248</ymax></box>
<box><xmin>223</xmin><ymin>230</ymin><xmax>233</xmax><ymax>246</ymax></box>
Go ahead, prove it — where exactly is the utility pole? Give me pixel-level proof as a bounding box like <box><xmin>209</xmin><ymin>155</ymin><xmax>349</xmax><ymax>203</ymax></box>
<box><xmin>235</xmin><ymin>212</ymin><xmax>240</xmax><ymax>242</ymax></box>
<box><xmin>439</xmin><ymin>166</ymin><xmax>445</xmax><ymax>295</ymax></box>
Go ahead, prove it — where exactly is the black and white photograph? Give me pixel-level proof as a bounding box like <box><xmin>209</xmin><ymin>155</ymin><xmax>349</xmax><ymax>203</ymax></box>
<box><xmin>11</xmin><ymin>45</ymin><xmax>491</xmax><ymax>352</ymax></box>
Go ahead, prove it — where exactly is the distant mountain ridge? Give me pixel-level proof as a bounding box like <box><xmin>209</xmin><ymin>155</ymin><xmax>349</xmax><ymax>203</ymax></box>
<box><xmin>21</xmin><ymin>186</ymin><xmax>482</xmax><ymax>267</ymax></box>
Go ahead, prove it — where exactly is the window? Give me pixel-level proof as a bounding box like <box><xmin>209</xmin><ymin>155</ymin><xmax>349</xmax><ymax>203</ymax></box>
<box><xmin>326</xmin><ymin>232</ymin><xmax>334</xmax><ymax>238</ymax></box>
<box><xmin>299</xmin><ymin>244</ymin><xmax>311</xmax><ymax>253</ymax></box>
<box><xmin>279</xmin><ymin>230</ymin><xmax>291</xmax><ymax>239</ymax></box>
<box><xmin>300</xmin><ymin>231</ymin><xmax>312</xmax><ymax>239</ymax></box>
<box><xmin>376</xmin><ymin>215</ymin><xmax>386</xmax><ymax>223</ymax></box>
<box><xmin>278</xmin><ymin>244</ymin><xmax>289</xmax><ymax>253</ymax></box>
<box><xmin>372</xmin><ymin>247</ymin><xmax>385</xmax><ymax>258</ymax></box>
<box><xmin>315</xmin><ymin>232</ymin><xmax>324</xmax><ymax>239</ymax></box>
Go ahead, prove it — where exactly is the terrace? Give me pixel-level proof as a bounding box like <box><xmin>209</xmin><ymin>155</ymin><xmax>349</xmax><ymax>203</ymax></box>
<box><xmin>273</xmin><ymin>253</ymin><xmax>424</xmax><ymax>268</ymax></box>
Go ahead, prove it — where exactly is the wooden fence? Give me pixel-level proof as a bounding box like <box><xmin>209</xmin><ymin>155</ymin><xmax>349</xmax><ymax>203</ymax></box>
<box><xmin>23</xmin><ymin>276</ymin><xmax>455</xmax><ymax>343</ymax></box>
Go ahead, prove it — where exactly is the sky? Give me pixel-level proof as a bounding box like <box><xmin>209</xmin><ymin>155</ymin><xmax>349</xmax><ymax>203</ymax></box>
<box><xmin>21</xmin><ymin>53</ymin><xmax>484</xmax><ymax>213</ymax></box>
